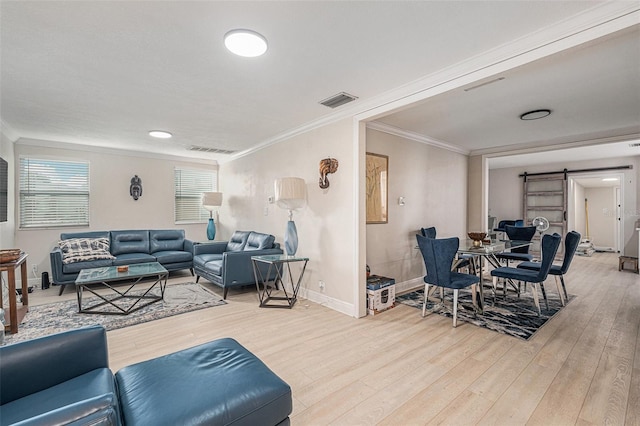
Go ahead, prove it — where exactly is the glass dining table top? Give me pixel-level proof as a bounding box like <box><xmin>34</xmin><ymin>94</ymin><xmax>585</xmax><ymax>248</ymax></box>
<box><xmin>457</xmin><ymin>239</ymin><xmax>532</xmax><ymax>255</ymax></box>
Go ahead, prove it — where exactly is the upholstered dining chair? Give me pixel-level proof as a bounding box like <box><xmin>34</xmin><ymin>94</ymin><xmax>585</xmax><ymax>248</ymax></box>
<box><xmin>416</xmin><ymin>235</ymin><xmax>479</xmax><ymax>327</ymax></box>
<box><xmin>420</xmin><ymin>226</ymin><xmax>474</xmax><ymax>273</ymax></box>
<box><xmin>495</xmin><ymin>225</ymin><xmax>537</xmax><ymax>266</ymax></box>
<box><xmin>420</xmin><ymin>227</ymin><xmax>437</xmax><ymax>239</ymax></box>
<box><xmin>490</xmin><ymin>233</ymin><xmax>561</xmax><ymax>315</ymax></box>
<box><xmin>516</xmin><ymin>230</ymin><xmax>581</xmax><ymax>304</ymax></box>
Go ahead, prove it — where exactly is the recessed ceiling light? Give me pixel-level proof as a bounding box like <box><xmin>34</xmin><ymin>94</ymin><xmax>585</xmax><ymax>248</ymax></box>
<box><xmin>224</xmin><ymin>29</ymin><xmax>268</xmax><ymax>57</ymax></box>
<box><xmin>602</xmin><ymin>178</ymin><xmax>619</xmax><ymax>182</ymax></box>
<box><xmin>520</xmin><ymin>109</ymin><xmax>552</xmax><ymax>120</ymax></box>
<box><xmin>149</xmin><ymin>130</ymin><xmax>172</xmax><ymax>139</ymax></box>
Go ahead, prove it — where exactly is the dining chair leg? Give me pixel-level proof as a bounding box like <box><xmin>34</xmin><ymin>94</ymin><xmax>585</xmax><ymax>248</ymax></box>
<box><xmin>531</xmin><ymin>282</ymin><xmax>541</xmax><ymax>316</ymax></box>
<box><xmin>539</xmin><ymin>281</ymin><xmax>549</xmax><ymax>310</ymax></box>
<box><xmin>554</xmin><ymin>276</ymin><xmax>566</xmax><ymax>306</ymax></box>
<box><xmin>471</xmin><ymin>283</ymin><xmax>477</xmax><ymax>312</ymax></box>
<box><xmin>492</xmin><ymin>276</ymin><xmax>498</xmax><ymax>303</ymax></box>
<box><xmin>559</xmin><ymin>275</ymin><xmax>568</xmax><ymax>299</ymax></box>
<box><xmin>422</xmin><ymin>283</ymin><xmax>430</xmax><ymax>317</ymax></box>
<box><xmin>452</xmin><ymin>289</ymin><xmax>459</xmax><ymax>328</ymax></box>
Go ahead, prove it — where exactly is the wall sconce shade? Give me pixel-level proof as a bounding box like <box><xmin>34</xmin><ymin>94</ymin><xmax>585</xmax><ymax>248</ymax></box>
<box><xmin>202</xmin><ymin>192</ymin><xmax>223</xmax><ymax>240</ymax></box>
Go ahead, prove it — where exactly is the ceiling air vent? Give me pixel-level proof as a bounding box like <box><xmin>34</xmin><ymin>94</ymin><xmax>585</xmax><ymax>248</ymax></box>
<box><xmin>188</xmin><ymin>145</ymin><xmax>236</xmax><ymax>155</ymax></box>
<box><xmin>319</xmin><ymin>92</ymin><xmax>358</xmax><ymax>109</ymax></box>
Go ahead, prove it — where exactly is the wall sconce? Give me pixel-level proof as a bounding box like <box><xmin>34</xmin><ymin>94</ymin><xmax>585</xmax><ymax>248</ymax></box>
<box><xmin>318</xmin><ymin>157</ymin><xmax>339</xmax><ymax>189</ymax></box>
<box><xmin>202</xmin><ymin>192</ymin><xmax>223</xmax><ymax>240</ymax></box>
<box><xmin>275</xmin><ymin>177</ymin><xmax>307</xmax><ymax>255</ymax></box>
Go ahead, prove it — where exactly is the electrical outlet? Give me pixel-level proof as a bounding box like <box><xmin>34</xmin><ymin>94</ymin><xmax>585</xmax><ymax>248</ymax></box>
<box><xmin>32</xmin><ymin>265</ymin><xmax>38</xmax><ymax>274</ymax></box>
<box><xmin>319</xmin><ymin>280</ymin><xmax>325</xmax><ymax>292</ymax></box>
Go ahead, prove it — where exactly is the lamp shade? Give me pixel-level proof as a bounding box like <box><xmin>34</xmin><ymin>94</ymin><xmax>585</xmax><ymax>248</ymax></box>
<box><xmin>202</xmin><ymin>192</ymin><xmax>223</xmax><ymax>210</ymax></box>
<box><xmin>274</xmin><ymin>178</ymin><xmax>306</xmax><ymax>210</ymax></box>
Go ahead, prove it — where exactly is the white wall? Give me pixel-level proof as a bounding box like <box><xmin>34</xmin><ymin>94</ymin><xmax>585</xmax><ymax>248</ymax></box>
<box><xmin>219</xmin><ymin>119</ymin><xmax>357</xmax><ymax>315</ymax></box>
<box><xmin>0</xmin><ymin>132</ymin><xmax>15</xmax><ymax>250</ymax></box>
<box><xmin>585</xmin><ymin>186</ymin><xmax>617</xmax><ymax>250</ymax></box>
<box><xmin>13</xmin><ymin>140</ymin><xmax>218</xmax><ymax>284</ymax></box>
<box><xmin>366</xmin><ymin>129</ymin><xmax>468</xmax><ymax>292</ymax></box>
<box><xmin>488</xmin><ymin>156</ymin><xmax>639</xmax><ymax>257</ymax></box>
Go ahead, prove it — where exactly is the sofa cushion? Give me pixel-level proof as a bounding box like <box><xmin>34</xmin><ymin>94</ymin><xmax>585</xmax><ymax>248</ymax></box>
<box><xmin>203</xmin><ymin>259</ymin><xmax>223</xmax><ymax>276</ymax></box>
<box><xmin>115</xmin><ymin>338</ymin><xmax>292</xmax><ymax>426</ymax></box>
<box><xmin>153</xmin><ymin>250</ymin><xmax>192</xmax><ymax>265</ymax></box>
<box><xmin>110</xmin><ymin>231</ymin><xmax>150</xmax><ymax>256</ymax></box>
<box><xmin>112</xmin><ymin>253</ymin><xmax>156</xmax><ymax>266</ymax></box>
<box><xmin>149</xmin><ymin>229</ymin><xmax>185</xmax><ymax>253</ymax></box>
<box><xmin>227</xmin><ymin>231</ymin><xmax>250</xmax><ymax>251</ymax></box>
<box><xmin>193</xmin><ymin>253</ymin><xmax>223</xmax><ymax>268</ymax></box>
<box><xmin>0</xmin><ymin>369</ymin><xmax>118</xmax><ymax>425</ymax></box>
<box><xmin>62</xmin><ymin>259</ymin><xmax>115</xmax><ymax>274</ymax></box>
<box><xmin>58</xmin><ymin>238</ymin><xmax>115</xmax><ymax>265</ymax></box>
<box><xmin>244</xmin><ymin>232</ymin><xmax>276</xmax><ymax>251</ymax></box>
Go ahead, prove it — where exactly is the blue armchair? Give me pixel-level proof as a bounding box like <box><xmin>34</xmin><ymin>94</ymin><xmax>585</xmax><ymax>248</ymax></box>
<box><xmin>194</xmin><ymin>230</ymin><xmax>283</xmax><ymax>299</ymax></box>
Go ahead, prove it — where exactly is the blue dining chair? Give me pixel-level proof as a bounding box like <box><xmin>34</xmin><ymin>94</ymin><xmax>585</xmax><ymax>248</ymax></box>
<box><xmin>420</xmin><ymin>227</ymin><xmax>436</xmax><ymax>239</ymax></box>
<box><xmin>490</xmin><ymin>233</ymin><xmax>561</xmax><ymax>315</ymax></box>
<box><xmin>416</xmin><ymin>235</ymin><xmax>479</xmax><ymax>327</ymax></box>
<box><xmin>495</xmin><ymin>225</ymin><xmax>537</xmax><ymax>265</ymax></box>
<box><xmin>516</xmin><ymin>230</ymin><xmax>581</xmax><ymax>303</ymax></box>
<box><xmin>420</xmin><ymin>226</ymin><xmax>474</xmax><ymax>273</ymax></box>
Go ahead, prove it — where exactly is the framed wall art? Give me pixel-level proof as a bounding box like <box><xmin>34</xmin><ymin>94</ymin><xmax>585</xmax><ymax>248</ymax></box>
<box><xmin>366</xmin><ymin>152</ymin><xmax>388</xmax><ymax>224</ymax></box>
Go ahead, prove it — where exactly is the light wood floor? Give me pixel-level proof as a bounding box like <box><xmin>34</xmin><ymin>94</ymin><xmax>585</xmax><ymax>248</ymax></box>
<box><xmin>28</xmin><ymin>252</ymin><xmax>640</xmax><ymax>425</ymax></box>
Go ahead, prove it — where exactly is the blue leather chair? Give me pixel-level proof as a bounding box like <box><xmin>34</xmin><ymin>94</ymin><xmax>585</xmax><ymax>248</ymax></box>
<box><xmin>490</xmin><ymin>233</ymin><xmax>562</xmax><ymax>315</ymax></box>
<box><xmin>420</xmin><ymin>227</ymin><xmax>475</xmax><ymax>273</ymax></box>
<box><xmin>495</xmin><ymin>225</ymin><xmax>537</xmax><ymax>265</ymax></box>
<box><xmin>416</xmin><ymin>235</ymin><xmax>479</xmax><ymax>327</ymax></box>
<box><xmin>517</xmin><ymin>230</ymin><xmax>581</xmax><ymax>303</ymax></box>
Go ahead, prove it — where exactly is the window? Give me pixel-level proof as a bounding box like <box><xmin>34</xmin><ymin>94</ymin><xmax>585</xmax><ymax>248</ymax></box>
<box><xmin>19</xmin><ymin>157</ymin><xmax>90</xmax><ymax>228</ymax></box>
<box><xmin>174</xmin><ymin>168</ymin><xmax>217</xmax><ymax>223</ymax></box>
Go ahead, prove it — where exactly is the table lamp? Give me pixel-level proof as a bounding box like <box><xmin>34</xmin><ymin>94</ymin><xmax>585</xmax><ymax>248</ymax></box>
<box><xmin>202</xmin><ymin>192</ymin><xmax>223</xmax><ymax>240</ymax></box>
<box><xmin>274</xmin><ymin>177</ymin><xmax>306</xmax><ymax>255</ymax></box>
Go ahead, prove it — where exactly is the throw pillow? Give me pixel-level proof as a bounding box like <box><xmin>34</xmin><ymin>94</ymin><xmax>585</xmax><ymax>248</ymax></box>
<box><xmin>59</xmin><ymin>238</ymin><xmax>115</xmax><ymax>264</ymax></box>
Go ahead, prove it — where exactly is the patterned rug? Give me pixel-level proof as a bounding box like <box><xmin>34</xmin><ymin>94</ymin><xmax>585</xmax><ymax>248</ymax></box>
<box><xmin>3</xmin><ymin>283</ymin><xmax>226</xmax><ymax>345</ymax></box>
<box><xmin>396</xmin><ymin>286</ymin><xmax>573</xmax><ymax>340</ymax></box>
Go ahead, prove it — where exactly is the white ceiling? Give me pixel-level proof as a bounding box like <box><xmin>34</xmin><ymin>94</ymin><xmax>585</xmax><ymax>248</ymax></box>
<box><xmin>1</xmin><ymin>1</ymin><xmax>639</xmax><ymax>164</ymax></box>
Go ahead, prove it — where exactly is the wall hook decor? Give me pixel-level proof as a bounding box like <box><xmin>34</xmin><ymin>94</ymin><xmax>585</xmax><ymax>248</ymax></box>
<box><xmin>130</xmin><ymin>175</ymin><xmax>143</xmax><ymax>200</ymax></box>
<box><xmin>318</xmin><ymin>157</ymin><xmax>339</xmax><ymax>189</ymax></box>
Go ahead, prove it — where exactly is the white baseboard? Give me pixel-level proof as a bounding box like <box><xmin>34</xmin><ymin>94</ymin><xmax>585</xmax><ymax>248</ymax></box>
<box><xmin>394</xmin><ymin>277</ymin><xmax>423</xmax><ymax>295</ymax></box>
<box><xmin>299</xmin><ymin>288</ymin><xmax>355</xmax><ymax>317</ymax></box>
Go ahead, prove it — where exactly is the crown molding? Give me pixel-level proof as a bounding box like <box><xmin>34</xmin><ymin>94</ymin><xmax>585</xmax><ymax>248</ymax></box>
<box><xmin>15</xmin><ymin>138</ymin><xmax>219</xmax><ymax>166</ymax></box>
<box><xmin>366</xmin><ymin>122</ymin><xmax>469</xmax><ymax>155</ymax></box>
<box><xmin>0</xmin><ymin>120</ymin><xmax>20</xmax><ymax>142</ymax></box>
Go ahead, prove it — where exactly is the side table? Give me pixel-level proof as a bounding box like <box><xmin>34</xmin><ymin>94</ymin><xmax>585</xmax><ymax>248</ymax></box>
<box><xmin>252</xmin><ymin>254</ymin><xmax>309</xmax><ymax>308</ymax></box>
<box><xmin>0</xmin><ymin>252</ymin><xmax>29</xmax><ymax>334</ymax></box>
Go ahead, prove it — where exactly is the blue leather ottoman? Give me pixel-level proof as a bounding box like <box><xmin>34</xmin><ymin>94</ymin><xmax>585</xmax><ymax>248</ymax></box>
<box><xmin>115</xmin><ymin>338</ymin><xmax>292</xmax><ymax>425</ymax></box>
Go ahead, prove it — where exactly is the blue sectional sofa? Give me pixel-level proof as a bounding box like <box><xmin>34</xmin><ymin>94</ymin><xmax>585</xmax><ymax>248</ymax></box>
<box><xmin>0</xmin><ymin>326</ymin><xmax>293</xmax><ymax>425</ymax></box>
<box><xmin>50</xmin><ymin>229</ymin><xmax>194</xmax><ymax>295</ymax></box>
<box><xmin>194</xmin><ymin>230</ymin><xmax>283</xmax><ymax>299</ymax></box>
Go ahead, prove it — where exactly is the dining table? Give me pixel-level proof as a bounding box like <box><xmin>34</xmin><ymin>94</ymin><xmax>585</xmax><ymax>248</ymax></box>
<box><xmin>455</xmin><ymin>239</ymin><xmax>533</xmax><ymax>313</ymax></box>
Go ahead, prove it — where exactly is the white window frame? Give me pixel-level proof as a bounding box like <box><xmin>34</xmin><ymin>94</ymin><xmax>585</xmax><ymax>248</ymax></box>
<box><xmin>19</xmin><ymin>157</ymin><xmax>90</xmax><ymax>229</ymax></box>
<box><xmin>174</xmin><ymin>167</ymin><xmax>217</xmax><ymax>224</ymax></box>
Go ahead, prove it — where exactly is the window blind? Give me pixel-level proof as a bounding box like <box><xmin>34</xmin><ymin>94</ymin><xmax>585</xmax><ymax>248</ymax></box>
<box><xmin>19</xmin><ymin>158</ymin><xmax>90</xmax><ymax>228</ymax></box>
<box><xmin>174</xmin><ymin>168</ymin><xmax>217</xmax><ymax>223</ymax></box>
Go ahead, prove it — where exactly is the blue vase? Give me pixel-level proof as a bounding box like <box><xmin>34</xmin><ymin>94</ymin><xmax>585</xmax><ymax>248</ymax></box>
<box><xmin>207</xmin><ymin>218</ymin><xmax>216</xmax><ymax>240</ymax></box>
<box><xmin>284</xmin><ymin>220</ymin><xmax>298</xmax><ymax>256</ymax></box>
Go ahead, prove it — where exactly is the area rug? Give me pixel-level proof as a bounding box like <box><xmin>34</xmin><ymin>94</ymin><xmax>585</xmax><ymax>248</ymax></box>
<box><xmin>396</xmin><ymin>287</ymin><xmax>573</xmax><ymax>340</ymax></box>
<box><xmin>3</xmin><ymin>283</ymin><xmax>226</xmax><ymax>345</ymax></box>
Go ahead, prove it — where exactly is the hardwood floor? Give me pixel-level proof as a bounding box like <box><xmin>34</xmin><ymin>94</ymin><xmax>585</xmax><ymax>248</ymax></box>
<box><xmin>28</xmin><ymin>253</ymin><xmax>640</xmax><ymax>425</ymax></box>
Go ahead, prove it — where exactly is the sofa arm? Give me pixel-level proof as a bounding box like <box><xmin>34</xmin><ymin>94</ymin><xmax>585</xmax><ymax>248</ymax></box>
<box><xmin>222</xmin><ymin>248</ymin><xmax>284</xmax><ymax>285</ymax></box>
<box><xmin>0</xmin><ymin>326</ymin><xmax>109</xmax><ymax>405</ymax></box>
<box><xmin>13</xmin><ymin>394</ymin><xmax>120</xmax><ymax>426</ymax></box>
<box><xmin>183</xmin><ymin>239</ymin><xmax>194</xmax><ymax>254</ymax></box>
<box><xmin>49</xmin><ymin>247</ymin><xmax>65</xmax><ymax>284</ymax></box>
<box><xmin>193</xmin><ymin>241</ymin><xmax>228</xmax><ymax>256</ymax></box>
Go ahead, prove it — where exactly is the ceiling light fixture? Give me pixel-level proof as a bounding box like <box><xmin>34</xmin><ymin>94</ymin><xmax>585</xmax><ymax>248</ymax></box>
<box><xmin>520</xmin><ymin>109</ymin><xmax>552</xmax><ymax>120</ymax></box>
<box><xmin>224</xmin><ymin>29</ymin><xmax>268</xmax><ymax>57</ymax></box>
<box><xmin>602</xmin><ymin>178</ymin><xmax>619</xmax><ymax>182</ymax></box>
<box><xmin>148</xmin><ymin>130</ymin><xmax>172</xmax><ymax>139</ymax></box>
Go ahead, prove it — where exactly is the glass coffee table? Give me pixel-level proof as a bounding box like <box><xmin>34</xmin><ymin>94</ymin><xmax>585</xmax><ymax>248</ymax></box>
<box><xmin>75</xmin><ymin>262</ymin><xmax>168</xmax><ymax>315</ymax></box>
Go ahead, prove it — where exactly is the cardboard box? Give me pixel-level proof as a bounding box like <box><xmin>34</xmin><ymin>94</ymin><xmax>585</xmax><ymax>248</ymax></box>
<box><xmin>366</xmin><ymin>275</ymin><xmax>396</xmax><ymax>290</ymax></box>
<box><xmin>367</xmin><ymin>284</ymin><xmax>396</xmax><ymax>315</ymax></box>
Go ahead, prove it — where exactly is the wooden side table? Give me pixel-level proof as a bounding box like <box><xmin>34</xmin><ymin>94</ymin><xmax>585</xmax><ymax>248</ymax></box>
<box><xmin>0</xmin><ymin>252</ymin><xmax>29</xmax><ymax>334</ymax></box>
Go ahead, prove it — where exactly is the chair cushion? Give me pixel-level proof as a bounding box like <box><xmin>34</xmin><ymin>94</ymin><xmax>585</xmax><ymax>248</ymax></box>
<box><xmin>115</xmin><ymin>338</ymin><xmax>292</xmax><ymax>426</ymax></box>
<box><xmin>62</xmin><ymin>258</ymin><xmax>114</xmax><ymax>274</ymax></box>
<box><xmin>496</xmin><ymin>252</ymin><xmax>533</xmax><ymax>262</ymax></box>
<box><xmin>110</xmin><ymin>231</ymin><xmax>150</xmax><ymax>256</ymax></box>
<box><xmin>112</xmin><ymin>253</ymin><xmax>156</xmax><ymax>266</ymax></box>
<box><xmin>447</xmin><ymin>272</ymin><xmax>480</xmax><ymax>289</ymax></box>
<box><xmin>517</xmin><ymin>261</ymin><xmax>562</xmax><ymax>275</ymax></box>
<box><xmin>490</xmin><ymin>266</ymin><xmax>539</xmax><ymax>281</ymax></box>
<box><xmin>149</xmin><ymin>229</ymin><xmax>185</xmax><ymax>253</ymax></box>
<box><xmin>227</xmin><ymin>231</ymin><xmax>250</xmax><ymax>251</ymax></box>
<box><xmin>0</xmin><ymin>369</ymin><xmax>118</xmax><ymax>425</ymax></box>
<box><xmin>203</xmin><ymin>259</ymin><xmax>223</xmax><ymax>276</ymax></box>
<box><xmin>152</xmin><ymin>250</ymin><xmax>192</xmax><ymax>264</ymax></box>
<box><xmin>193</xmin><ymin>253</ymin><xmax>223</xmax><ymax>268</ymax></box>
